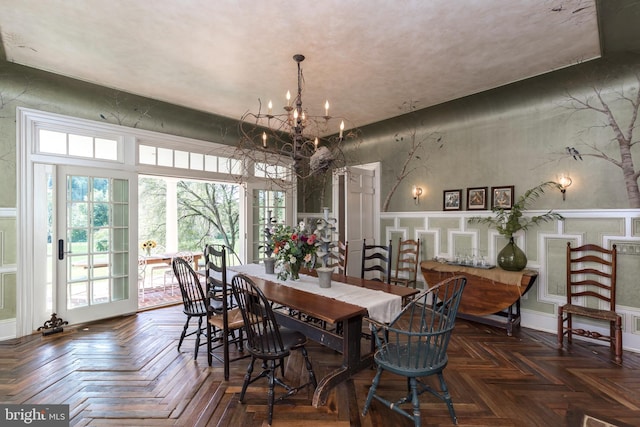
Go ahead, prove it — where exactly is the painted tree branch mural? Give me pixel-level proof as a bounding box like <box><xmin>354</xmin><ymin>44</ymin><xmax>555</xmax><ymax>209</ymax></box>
<box><xmin>100</xmin><ymin>90</ymin><xmax>154</xmax><ymax>128</ymax></box>
<box><xmin>382</xmin><ymin>101</ymin><xmax>444</xmax><ymax>212</ymax></box>
<box><xmin>564</xmin><ymin>74</ymin><xmax>640</xmax><ymax>207</ymax></box>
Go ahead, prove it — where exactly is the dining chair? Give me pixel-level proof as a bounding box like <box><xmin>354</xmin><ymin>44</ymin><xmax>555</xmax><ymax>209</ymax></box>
<box><xmin>231</xmin><ymin>273</ymin><xmax>317</xmax><ymax>426</ymax></box>
<box><xmin>204</xmin><ymin>244</ymin><xmax>247</xmax><ymax>380</ymax></box>
<box><xmin>326</xmin><ymin>240</ymin><xmax>349</xmax><ymax>274</ymax></box>
<box><xmin>362</xmin><ymin>275</ymin><xmax>467</xmax><ymax>426</ymax></box>
<box><xmin>172</xmin><ymin>256</ymin><xmax>208</xmax><ymax>359</ymax></box>
<box><xmin>391</xmin><ymin>238</ymin><xmax>420</xmax><ymax>288</ymax></box>
<box><xmin>558</xmin><ymin>242</ymin><xmax>622</xmax><ymax>363</ymax></box>
<box><xmin>361</xmin><ymin>239</ymin><xmax>392</xmax><ymax>283</ymax></box>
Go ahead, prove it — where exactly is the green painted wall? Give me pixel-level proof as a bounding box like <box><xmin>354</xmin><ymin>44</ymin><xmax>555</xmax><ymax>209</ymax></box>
<box><xmin>348</xmin><ymin>53</ymin><xmax>639</xmax><ymax>213</ymax></box>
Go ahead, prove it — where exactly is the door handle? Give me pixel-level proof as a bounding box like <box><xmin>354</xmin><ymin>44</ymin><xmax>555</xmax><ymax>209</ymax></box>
<box><xmin>58</xmin><ymin>239</ymin><xmax>71</xmax><ymax>260</ymax></box>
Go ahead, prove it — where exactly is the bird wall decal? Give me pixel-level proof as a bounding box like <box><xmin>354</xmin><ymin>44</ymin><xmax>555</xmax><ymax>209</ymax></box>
<box><xmin>565</xmin><ymin>146</ymin><xmax>583</xmax><ymax>160</ymax></box>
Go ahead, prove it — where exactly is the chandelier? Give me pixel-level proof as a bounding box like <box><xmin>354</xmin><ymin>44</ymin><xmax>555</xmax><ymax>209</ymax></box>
<box><xmin>238</xmin><ymin>54</ymin><xmax>356</xmax><ymax>182</ymax></box>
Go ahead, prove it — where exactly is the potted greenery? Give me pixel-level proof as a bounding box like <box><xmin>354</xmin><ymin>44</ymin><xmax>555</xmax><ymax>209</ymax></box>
<box><xmin>313</xmin><ymin>207</ymin><xmax>337</xmax><ymax>288</ymax></box>
<box><xmin>468</xmin><ymin>181</ymin><xmax>564</xmax><ymax>271</ymax></box>
<box><xmin>263</xmin><ymin>211</ymin><xmax>276</xmax><ymax>274</ymax></box>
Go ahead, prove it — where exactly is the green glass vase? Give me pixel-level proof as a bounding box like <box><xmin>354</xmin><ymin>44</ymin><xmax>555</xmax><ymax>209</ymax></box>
<box><xmin>288</xmin><ymin>262</ymin><xmax>301</xmax><ymax>280</ymax></box>
<box><xmin>497</xmin><ymin>237</ymin><xmax>527</xmax><ymax>271</ymax></box>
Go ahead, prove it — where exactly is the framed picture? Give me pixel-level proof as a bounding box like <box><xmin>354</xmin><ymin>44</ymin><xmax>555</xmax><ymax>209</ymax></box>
<box><xmin>443</xmin><ymin>189</ymin><xmax>462</xmax><ymax>211</ymax></box>
<box><xmin>491</xmin><ymin>185</ymin><xmax>514</xmax><ymax>209</ymax></box>
<box><xmin>467</xmin><ymin>187</ymin><xmax>488</xmax><ymax>210</ymax></box>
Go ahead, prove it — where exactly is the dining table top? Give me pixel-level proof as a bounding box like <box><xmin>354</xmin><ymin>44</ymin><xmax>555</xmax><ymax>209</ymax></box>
<box><xmin>228</xmin><ymin>264</ymin><xmax>419</xmax><ymax>324</ymax></box>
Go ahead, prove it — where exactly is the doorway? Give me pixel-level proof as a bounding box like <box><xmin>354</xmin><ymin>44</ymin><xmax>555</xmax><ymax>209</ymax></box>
<box><xmin>333</xmin><ymin>163</ymin><xmax>380</xmax><ymax>277</ymax></box>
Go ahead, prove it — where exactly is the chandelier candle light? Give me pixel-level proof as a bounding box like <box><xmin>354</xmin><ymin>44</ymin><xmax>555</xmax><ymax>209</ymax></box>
<box><xmin>238</xmin><ymin>54</ymin><xmax>353</xmax><ymax>182</ymax></box>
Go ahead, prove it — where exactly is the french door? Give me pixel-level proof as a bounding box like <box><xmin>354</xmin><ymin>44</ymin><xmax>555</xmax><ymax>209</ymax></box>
<box><xmin>55</xmin><ymin>166</ymin><xmax>137</xmax><ymax>324</ymax></box>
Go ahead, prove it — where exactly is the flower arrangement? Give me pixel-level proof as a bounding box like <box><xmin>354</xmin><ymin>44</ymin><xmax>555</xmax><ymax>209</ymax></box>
<box><xmin>271</xmin><ymin>222</ymin><xmax>317</xmax><ymax>280</ymax></box>
<box><xmin>468</xmin><ymin>181</ymin><xmax>564</xmax><ymax>238</ymax></box>
<box><xmin>141</xmin><ymin>240</ymin><xmax>156</xmax><ymax>255</ymax></box>
<box><xmin>141</xmin><ymin>240</ymin><xmax>157</xmax><ymax>250</ymax></box>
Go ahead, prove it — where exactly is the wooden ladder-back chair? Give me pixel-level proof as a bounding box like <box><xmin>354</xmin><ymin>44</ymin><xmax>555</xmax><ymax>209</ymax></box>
<box><xmin>391</xmin><ymin>238</ymin><xmax>421</xmax><ymax>288</ymax></box>
<box><xmin>557</xmin><ymin>242</ymin><xmax>622</xmax><ymax>363</ymax></box>
<box><xmin>361</xmin><ymin>239</ymin><xmax>392</xmax><ymax>283</ymax></box>
<box><xmin>172</xmin><ymin>257</ymin><xmax>208</xmax><ymax>359</ymax></box>
<box><xmin>231</xmin><ymin>274</ymin><xmax>317</xmax><ymax>426</ymax></box>
<box><xmin>362</xmin><ymin>275</ymin><xmax>467</xmax><ymax>426</ymax></box>
<box><xmin>204</xmin><ymin>244</ymin><xmax>247</xmax><ymax>380</ymax></box>
<box><xmin>326</xmin><ymin>240</ymin><xmax>349</xmax><ymax>274</ymax></box>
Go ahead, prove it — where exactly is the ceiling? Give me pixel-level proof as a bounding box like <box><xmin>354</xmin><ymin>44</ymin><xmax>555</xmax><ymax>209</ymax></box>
<box><xmin>0</xmin><ymin>0</ymin><xmax>601</xmax><ymax>131</ymax></box>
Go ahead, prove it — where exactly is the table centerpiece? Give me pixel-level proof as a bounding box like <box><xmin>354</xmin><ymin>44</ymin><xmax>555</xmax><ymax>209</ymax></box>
<box><xmin>272</xmin><ymin>222</ymin><xmax>317</xmax><ymax>280</ymax></box>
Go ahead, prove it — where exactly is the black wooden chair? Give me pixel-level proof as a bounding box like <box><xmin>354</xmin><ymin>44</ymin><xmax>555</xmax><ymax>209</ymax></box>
<box><xmin>558</xmin><ymin>242</ymin><xmax>622</xmax><ymax>363</ymax></box>
<box><xmin>362</xmin><ymin>275</ymin><xmax>467</xmax><ymax>426</ymax></box>
<box><xmin>172</xmin><ymin>256</ymin><xmax>208</xmax><ymax>359</ymax></box>
<box><xmin>361</xmin><ymin>239</ymin><xmax>392</xmax><ymax>283</ymax></box>
<box><xmin>231</xmin><ymin>273</ymin><xmax>317</xmax><ymax>426</ymax></box>
<box><xmin>204</xmin><ymin>244</ymin><xmax>247</xmax><ymax>380</ymax></box>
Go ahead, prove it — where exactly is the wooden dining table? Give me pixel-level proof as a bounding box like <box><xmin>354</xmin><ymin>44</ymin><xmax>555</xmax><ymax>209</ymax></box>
<box><xmin>228</xmin><ymin>264</ymin><xmax>419</xmax><ymax>407</ymax></box>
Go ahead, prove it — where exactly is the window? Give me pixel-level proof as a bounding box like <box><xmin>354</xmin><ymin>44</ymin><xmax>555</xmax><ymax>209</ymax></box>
<box><xmin>39</xmin><ymin>129</ymin><xmax>119</xmax><ymax>161</ymax></box>
<box><xmin>139</xmin><ymin>144</ymin><xmax>242</xmax><ymax>175</ymax></box>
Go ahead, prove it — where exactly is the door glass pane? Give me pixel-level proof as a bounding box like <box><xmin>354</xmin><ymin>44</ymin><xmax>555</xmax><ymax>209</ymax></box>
<box><xmin>252</xmin><ymin>189</ymin><xmax>286</xmax><ymax>263</ymax></box>
<box><xmin>66</xmin><ymin>174</ymin><xmax>129</xmax><ymax>310</ymax></box>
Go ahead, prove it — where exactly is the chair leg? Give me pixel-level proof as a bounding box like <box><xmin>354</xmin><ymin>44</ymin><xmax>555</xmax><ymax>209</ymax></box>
<box><xmin>207</xmin><ymin>320</ymin><xmax>213</xmax><ymax>366</ymax></box>
<box><xmin>362</xmin><ymin>366</ymin><xmax>383</xmax><ymax>416</ymax></box>
<box><xmin>437</xmin><ymin>372</ymin><xmax>458</xmax><ymax>425</ymax></box>
<box><xmin>614</xmin><ymin>316</ymin><xmax>623</xmax><ymax>364</ymax></box>
<box><xmin>223</xmin><ymin>327</ymin><xmax>230</xmax><ymax>381</ymax></box>
<box><xmin>193</xmin><ymin>316</ymin><xmax>203</xmax><ymax>360</ymax></box>
<box><xmin>557</xmin><ymin>308</ymin><xmax>564</xmax><ymax>349</ymax></box>
<box><xmin>300</xmin><ymin>346</ymin><xmax>317</xmax><ymax>388</ymax></box>
<box><xmin>178</xmin><ymin>315</ymin><xmax>190</xmax><ymax>352</ymax></box>
<box><xmin>409</xmin><ymin>377</ymin><xmax>421</xmax><ymax>427</ymax></box>
<box><xmin>267</xmin><ymin>359</ymin><xmax>276</xmax><ymax>426</ymax></box>
<box><xmin>239</xmin><ymin>356</ymin><xmax>255</xmax><ymax>402</ymax></box>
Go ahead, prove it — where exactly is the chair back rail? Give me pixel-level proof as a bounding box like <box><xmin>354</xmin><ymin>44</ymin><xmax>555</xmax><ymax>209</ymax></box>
<box><xmin>361</xmin><ymin>239</ymin><xmax>392</xmax><ymax>283</ymax></box>
<box><xmin>392</xmin><ymin>238</ymin><xmax>420</xmax><ymax>288</ymax></box>
<box><xmin>173</xmin><ymin>257</ymin><xmax>207</xmax><ymax>315</ymax></box>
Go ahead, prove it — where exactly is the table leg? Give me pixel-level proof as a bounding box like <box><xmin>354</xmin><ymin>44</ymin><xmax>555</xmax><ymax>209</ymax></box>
<box><xmin>311</xmin><ymin>314</ymin><xmax>372</xmax><ymax>407</ymax></box>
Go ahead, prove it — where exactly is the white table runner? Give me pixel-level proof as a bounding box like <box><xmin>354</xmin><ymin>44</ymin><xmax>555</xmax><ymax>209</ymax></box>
<box><xmin>228</xmin><ymin>264</ymin><xmax>401</xmax><ymax>323</ymax></box>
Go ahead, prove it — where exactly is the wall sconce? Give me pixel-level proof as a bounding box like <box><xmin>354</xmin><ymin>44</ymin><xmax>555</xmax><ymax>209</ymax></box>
<box><xmin>412</xmin><ymin>185</ymin><xmax>423</xmax><ymax>204</ymax></box>
<box><xmin>558</xmin><ymin>175</ymin><xmax>572</xmax><ymax>201</ymax></box>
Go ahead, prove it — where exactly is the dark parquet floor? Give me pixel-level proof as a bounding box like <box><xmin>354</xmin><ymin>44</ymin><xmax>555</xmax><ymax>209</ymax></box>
<box><xmin>1</xmin><ymin>304</ymin><xmax>639</xmax><ymax>427</ymax></box>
